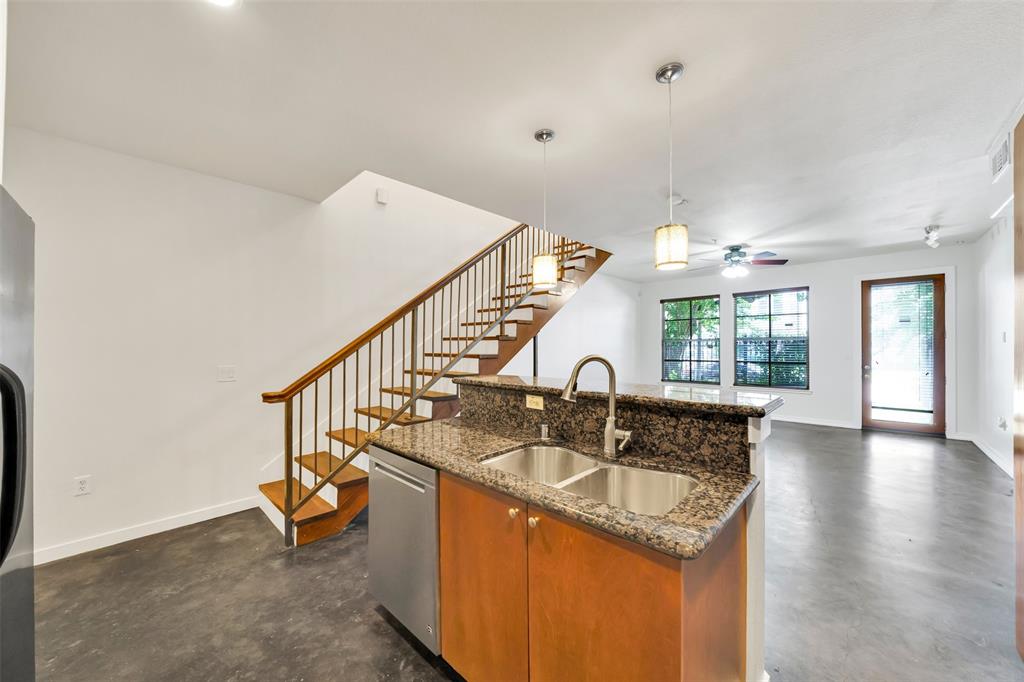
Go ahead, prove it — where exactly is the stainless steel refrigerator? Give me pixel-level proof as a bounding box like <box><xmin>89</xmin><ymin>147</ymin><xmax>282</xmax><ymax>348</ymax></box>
<box><xmin>0</xmin><ymin>186</ymin><xmax>34</xmax><ymax>680</ymax></box>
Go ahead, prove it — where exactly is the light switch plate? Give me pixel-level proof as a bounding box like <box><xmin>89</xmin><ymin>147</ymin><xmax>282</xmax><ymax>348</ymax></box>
<box><xmin>526</xmin><ymin>394</ymin><xmax>544</xmax><ymax>410</ymax></box>
<box><xmin>217</xmin><ymin>365</ymin><xmax>237</xmax><ymax>382</ymax></box>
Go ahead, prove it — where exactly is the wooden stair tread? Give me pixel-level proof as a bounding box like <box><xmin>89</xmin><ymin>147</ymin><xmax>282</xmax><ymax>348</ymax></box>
<box><xmin>294</xmin><ymin>452</ymin><xmax>369</xmax><ymax>489</ymax></box>
<box><xmin>462</xmin><ymin>319</ymin><xmax>529</xmax><ymax>327</ymax></box>
<box><xmin>424</xmin><ymin>351</ymin><xmax>497</xmax><ymax>359</ymax></box>
<box><xmin>326</xmin><ymin>427</ymin><xmax>370</xmax><ymax>448</ymax></box>
<box><xmin>507</xmin><ymin>281</ymin><xmax>570</xmax><ymax>289</ymax></box>
<box><xmin>258</xmin><ymin>479</ymin><xmax>335</xmax><ymax>525</ymax></box>
<box><xmin>442</xmin><ymin>335</ymin><xmax>513</xmax><ymax>342</ymax></box>
<box><xmin>477</xmin><ymin>303</ymin><xmax>547</xmax><ymax>312</ymax></box>
<box><xmin>518</xmin><ymin>267</ymin><xmax>581</xmax><ymax>279</ymax></box>
<box><xmin>355</xmin><ymin>405</ymin><xmax>431</xmax><ymax>424</ymax></box>
<box><xmin>406</xmin><ymin>368</ymin><xmax>478</xmax><ymax>378</ymax></box>
<box><xmin>381</xmin><ymin>386</ymin><xmax>458</xmax><ymax>401</ymax></box>
<box><xmin>507</xmin><ymin>278</ymin><xmax>573</xmax><ymax>286</ymax></box>
<box><xmin>492</xmin><ymin>291</ymin><xmax>558</xmax><ymax>301</ymax></box>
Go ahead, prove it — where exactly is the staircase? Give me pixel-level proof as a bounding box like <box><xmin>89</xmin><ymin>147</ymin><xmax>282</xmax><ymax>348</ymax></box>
<box><xmin>259</xmin><ymin>223</ymin><xmax>611</xmax><ymax>546</ymax></box>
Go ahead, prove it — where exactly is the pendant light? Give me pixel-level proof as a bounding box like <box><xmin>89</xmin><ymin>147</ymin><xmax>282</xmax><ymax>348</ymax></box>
<box><xmin>531</xmin><ymin>129</ymin><xmax>559</xmax><ymax>290</ymax></box>
<box><xmin>653</xmin><ymin>62</ymin><xmax>689</xmax><ymax>271</ymax></box>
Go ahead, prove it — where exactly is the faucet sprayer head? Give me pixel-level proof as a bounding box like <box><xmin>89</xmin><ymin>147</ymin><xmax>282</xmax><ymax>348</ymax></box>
<box><xmin>560</xmin><ymin>382</ymin><xmax>578</xmax><ymax>403</ymax></box>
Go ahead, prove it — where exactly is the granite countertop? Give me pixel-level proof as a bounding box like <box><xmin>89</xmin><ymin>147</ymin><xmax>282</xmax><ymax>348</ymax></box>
<box><xmin>369</xmin><ymin>418</ymin><xmax>758</xmax><ymax>560</ymax></box>
<box><xmin>454</xmin><ymin>375</ymin><xmax>784</xmax><ymax>418</ymax></box>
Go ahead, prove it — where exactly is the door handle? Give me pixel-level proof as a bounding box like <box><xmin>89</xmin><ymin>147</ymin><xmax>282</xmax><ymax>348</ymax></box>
<box><xmin>371</xmin><ymin>460</ymin><xmax>426</xmax><ymax>494</ymax></box>
<box><xmin>0</xmin><ymin>363</ymin><xmax>28</xmax><ymax>567</ymax></box>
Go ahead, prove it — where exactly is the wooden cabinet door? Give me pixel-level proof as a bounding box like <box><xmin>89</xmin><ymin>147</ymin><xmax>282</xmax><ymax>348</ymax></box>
<box><xmin>526</xmin><ymin>507</ymin><xmax>682</xmax><ymax>682</ymax></box>
<box><xmin>439</xmin><ymin>473</ymin><xmax>529</xmax><ymax>682</ymax></box>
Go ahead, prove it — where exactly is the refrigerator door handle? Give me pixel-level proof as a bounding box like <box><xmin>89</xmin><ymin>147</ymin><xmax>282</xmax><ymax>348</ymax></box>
<box><xmin>0</xmin><ymin>363</ymin><xmax>27</xmax><ymax>566</ymax></box>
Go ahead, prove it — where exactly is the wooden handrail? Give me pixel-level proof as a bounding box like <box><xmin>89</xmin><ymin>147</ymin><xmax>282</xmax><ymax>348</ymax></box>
<box><xmin>262</xmin><ymin>222</ymin><xmax>529</xmax><ymax>403</ymax></box>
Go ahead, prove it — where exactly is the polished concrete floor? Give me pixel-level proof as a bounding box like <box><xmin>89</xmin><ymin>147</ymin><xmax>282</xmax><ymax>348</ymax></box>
<box><xmin>36</xmin><ymin>423</ymin><xmax>1024</xmax><ymax>681</ymax></box>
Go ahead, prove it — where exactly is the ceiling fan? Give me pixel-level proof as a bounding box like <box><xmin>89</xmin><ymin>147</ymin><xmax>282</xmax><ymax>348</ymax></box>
<box><xmin>719</xmin><ymin>244</ymin><xmax>788</xmax><ymax>278</ymax></box>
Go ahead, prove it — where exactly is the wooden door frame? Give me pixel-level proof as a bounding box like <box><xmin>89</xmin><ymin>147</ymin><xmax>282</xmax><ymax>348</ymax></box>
<box><xmin>1011</xmin><ymin>114</ymin><xmax>1023</xmax><ymax>661</ymax></box>
<box><xmin>860</xmin><ymin>273</ymin><xmax>946</xmax><ymax>434</ymax></box>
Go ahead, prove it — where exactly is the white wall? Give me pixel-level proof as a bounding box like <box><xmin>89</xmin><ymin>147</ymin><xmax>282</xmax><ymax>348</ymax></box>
<box><xmin>500</xmin><ymin>272</ymin><xmax>641</xmax><ymax>384</ymax></box>
<box><xmin>973</xmin><ymin>216</ymin><xmax>1014</xmax><ymax>475</ymax></box>
<box><xmin>4</xmin><ymin>127</ymin><xmax>514</xmax><ymax>563</ymax></box>
<box><xmin>635</xmin><ymin>246</ymin><xmax>979</xmax><ymax>437</ymax></box>
<box><xmin>0</xmin><ymin>0</ymin><xmax>7</xmax><ymax>179</ymax></box>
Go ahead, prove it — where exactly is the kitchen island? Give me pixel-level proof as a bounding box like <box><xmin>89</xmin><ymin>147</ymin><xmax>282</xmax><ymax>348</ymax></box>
<box><xmin>369</xmin><ymin>375</ymin><xmax>782</xmax><ymax>682</ymax></box>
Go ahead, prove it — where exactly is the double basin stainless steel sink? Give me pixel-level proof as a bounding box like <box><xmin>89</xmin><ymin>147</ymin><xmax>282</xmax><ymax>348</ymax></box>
<box><xmin>481</xmin><ymin>445</ymin><xmax>697</xmax><ymax>516</ymax></box>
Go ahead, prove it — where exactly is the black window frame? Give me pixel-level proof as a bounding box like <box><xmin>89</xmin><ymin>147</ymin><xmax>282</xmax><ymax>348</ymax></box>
<box><xmin>733</xmin><ymin>286</ymin><xmax>810</xmax><ymax>390</ymax></box>
<box><xmin>660</xmin><ymin>294</ymin><xmax>722</xmax><ymax>385</ymax></box>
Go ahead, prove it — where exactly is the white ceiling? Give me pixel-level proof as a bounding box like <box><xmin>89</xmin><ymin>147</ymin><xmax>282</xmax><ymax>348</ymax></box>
<box><xmin>8</xmin><ymin>1</ymin><xmax>1023</xmax><ymax>281</ymax></box>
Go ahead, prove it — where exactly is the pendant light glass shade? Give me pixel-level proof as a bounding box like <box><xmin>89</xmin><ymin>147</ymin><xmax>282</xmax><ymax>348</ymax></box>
<box><xmin>654</xmin><ymin>223</ymin><xmax>689</xmax><ymax>270</ymax></box>
<box><xmin>532</xmin><ymin>253</ymin><xmax>559</xmax><ymax>289</ymax></box>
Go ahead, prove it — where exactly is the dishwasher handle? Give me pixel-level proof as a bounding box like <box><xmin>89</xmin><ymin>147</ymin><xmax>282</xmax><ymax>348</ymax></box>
<box><xmin>372</xmin><ymin>459</ymin><xmax>428</xmax><ymax>494</ymax></box>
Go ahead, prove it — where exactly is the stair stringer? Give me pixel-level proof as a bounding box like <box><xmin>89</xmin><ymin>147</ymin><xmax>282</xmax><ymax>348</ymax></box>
<box><xmin>477</xmin><ymin>248</ymin><xmax>612</xmax><ymax>375</ymax></box>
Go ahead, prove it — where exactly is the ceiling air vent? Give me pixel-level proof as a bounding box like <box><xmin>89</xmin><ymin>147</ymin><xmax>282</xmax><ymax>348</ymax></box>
<box><xmin>991</xmin><ymin>132</ymin><xmax>1011</xmax><ymax>182</ymax></box>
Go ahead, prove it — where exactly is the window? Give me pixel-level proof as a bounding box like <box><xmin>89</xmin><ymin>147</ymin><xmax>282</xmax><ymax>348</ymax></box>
<box><xmin>661</xmin><ymin>296</ymin><xmax>720</xmax><ymax>384</ymax></box>
<box><xmin>734</xmin><ymin>287</ymin><xmax>809</xmax><ymax>389</ymax></box>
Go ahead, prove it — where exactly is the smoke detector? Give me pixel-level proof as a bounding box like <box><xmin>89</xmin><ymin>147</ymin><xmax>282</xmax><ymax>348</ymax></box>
<box><xmin>924</xmin><ymin>225</ymin><xmax>940</xmax><ymax>249</ymax></box>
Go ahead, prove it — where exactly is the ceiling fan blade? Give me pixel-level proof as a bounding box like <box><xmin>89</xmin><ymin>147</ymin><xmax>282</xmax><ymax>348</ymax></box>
<box><xmin>752</xmin><ymin>251</ymin><xmax>776</xmax><ymax>258</ymax></box>
<box><xmin>681</xmin><ymin>263</ymin><xmax>724</xmax><ymax>273</ymax></box>
<box><xmin>751</xmin><ymin>259</ymin><xmax>788</xmax><ymax>266</ymax></box>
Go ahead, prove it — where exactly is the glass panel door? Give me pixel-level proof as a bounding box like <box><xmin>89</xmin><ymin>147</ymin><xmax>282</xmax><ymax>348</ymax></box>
<box><xmin>861</xmin><ymin>275</ymin><xmax>945</xmax><ymax>433</ymax></box>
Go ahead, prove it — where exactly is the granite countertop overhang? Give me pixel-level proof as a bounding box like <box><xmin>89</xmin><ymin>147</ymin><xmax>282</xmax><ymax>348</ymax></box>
<box><xmin>454</xmin><ymin>375</ymin><xmax>784</xmax><ymax>418</ymax></box>
<box><xmin>368</xmin><ymin>418</ymin><xmax>758</xmax><ymax>560</ymax></box>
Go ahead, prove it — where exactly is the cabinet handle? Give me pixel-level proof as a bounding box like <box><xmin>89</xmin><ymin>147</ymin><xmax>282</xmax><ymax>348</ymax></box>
<box><xmin>528</xmin><ymin>517</ymin><xmax>540</xmax><ymax>528</ymax></box>
<box><xmin>508</xmin><ymin>508</ymin><xmax>520</xmax><ymax>519</ymax></box>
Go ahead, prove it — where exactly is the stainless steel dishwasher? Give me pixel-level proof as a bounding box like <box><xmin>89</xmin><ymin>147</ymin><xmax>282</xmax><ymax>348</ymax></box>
<box><xmin>367</xmin><ymin>445</ymin><xmax>440</xmax><ymax>654</ymax></box>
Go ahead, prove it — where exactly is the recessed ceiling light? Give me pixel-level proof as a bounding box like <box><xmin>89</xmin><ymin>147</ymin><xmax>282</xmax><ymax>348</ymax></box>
<box><xmin>208</xmin><ymin>0</ymin><xmax>240</xmax><ymax>7</ymax></box>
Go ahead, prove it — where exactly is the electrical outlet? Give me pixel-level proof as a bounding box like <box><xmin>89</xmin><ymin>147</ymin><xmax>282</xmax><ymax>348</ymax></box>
<box><xmin>217</xmin><ymin>365</ymin><xmax>237</xmax><ymax>382</ymax></box>
<box><xmin>525</xmin><ymin>394</ymin><xmax>544</xmax><ymax>410</ymax></box>
<box><xmin>73</xmin><ymin>475</ymin><xmax>92</xmax><ymax>497</ymax></box>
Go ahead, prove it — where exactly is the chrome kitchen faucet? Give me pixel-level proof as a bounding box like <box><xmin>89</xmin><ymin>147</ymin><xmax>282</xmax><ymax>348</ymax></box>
<box><xmin>560</xmin><ymin>355</ymin><xmax>632</xmax><ymax>456</ymax></box>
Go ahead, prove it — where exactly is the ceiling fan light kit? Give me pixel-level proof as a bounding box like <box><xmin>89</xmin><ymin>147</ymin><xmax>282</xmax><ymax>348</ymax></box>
<box><xmin>531</xmin><ymin>128</ymin><xmax>560</xmax><ymax>290</ymax></box>
<box><xmin>722</xmin><ymin>263</ymin><xmax>749</xmax><ymax>279</ymax></box>
<box><xmin>653</xmin><ymin>61</ymin><xmax>690</xmax><ymax>271</ymax></box>
<box><xmin>718</xmin><ymin>244</ymin><xmax>788</xmax><ymax>277</ymax></box>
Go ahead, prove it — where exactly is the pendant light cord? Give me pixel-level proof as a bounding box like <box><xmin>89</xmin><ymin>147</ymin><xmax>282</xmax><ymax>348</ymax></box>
<box><xmin>668</xmin><ymin>78</ymin><xmax>673</xmax><ymax>225</ymax></box>
<box><xmin>542</xmin><ymin>139</ymin><xmax>547</xmax><ymax>232</ymax></box>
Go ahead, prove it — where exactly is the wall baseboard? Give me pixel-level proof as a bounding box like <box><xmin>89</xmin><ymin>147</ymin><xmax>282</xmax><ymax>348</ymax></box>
<box><xmin>964</xmin><ymin>434</ymin><xmax>1012</xmax><ymax>478</ymax></box>
<box><xmin>34</xmin><ymin>496</ymin><xmax>260</xmax><ymax>566</ymax></box>
<box><xmin>770</xmin><ymin>414</ymin><xmax>861</xmax><ymax>430</ymax></box>
<box><xmin>774</xmin><ymin>420</ymin><xmax>1013</xmax><ymax>479</ymax></box>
